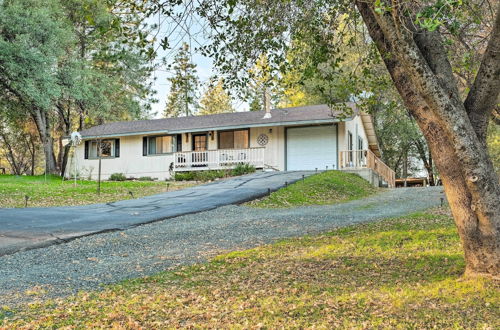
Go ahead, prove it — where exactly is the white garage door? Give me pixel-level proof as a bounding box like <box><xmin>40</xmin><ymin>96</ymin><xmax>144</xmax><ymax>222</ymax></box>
<box><xmin>286</xmin><ymin>125</ymin><xmax>337</xmax><ymax>171</ymax></box>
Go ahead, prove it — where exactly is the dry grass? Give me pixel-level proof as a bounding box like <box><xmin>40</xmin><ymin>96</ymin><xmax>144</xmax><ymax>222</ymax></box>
<box><xmin>1</xmin><ymin>207</ymin><xmax>498</xmax><ymax>328</ymax></box>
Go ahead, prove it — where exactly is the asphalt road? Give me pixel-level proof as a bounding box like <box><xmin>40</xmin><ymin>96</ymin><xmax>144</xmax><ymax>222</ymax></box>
<box><xmin>0</xmin><ymin>171</ymin><xmax>314</xmax><ymax>256</ymax></box>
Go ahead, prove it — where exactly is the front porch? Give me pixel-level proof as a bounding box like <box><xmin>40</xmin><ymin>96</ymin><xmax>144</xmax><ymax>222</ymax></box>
<box><xmin>173</xmin><ymin>147</ymin><xmax>265</xmax><ymax>171</ymax></box>
<box><xmin>339</xmin><ymin>149</ymin><xmax>396</xmax><ymax>187</ymax></box>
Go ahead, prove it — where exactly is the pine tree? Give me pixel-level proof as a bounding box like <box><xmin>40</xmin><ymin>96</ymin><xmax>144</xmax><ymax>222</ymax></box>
<box><xmin>199</xmin><ymin>79</ymin><xmax>234</xmax><ymax>115</ymax></box>
<box><xmin>164</xmin><ymin>43</ymin><xmax>199</xmax><ymax>117</ymax></box>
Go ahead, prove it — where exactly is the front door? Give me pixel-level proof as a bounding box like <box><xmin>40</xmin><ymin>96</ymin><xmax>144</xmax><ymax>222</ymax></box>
<box><xmin>192</xmin><ymin>134</ymin><xmax>208</xmax><ymax>166</ymax></box>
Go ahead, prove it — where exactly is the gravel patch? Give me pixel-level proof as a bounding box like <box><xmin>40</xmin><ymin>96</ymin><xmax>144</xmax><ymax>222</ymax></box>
<box><xmin>0</xmin><ymin>187</ymin><xmax>444</xmax><ymax>307</ymax></box>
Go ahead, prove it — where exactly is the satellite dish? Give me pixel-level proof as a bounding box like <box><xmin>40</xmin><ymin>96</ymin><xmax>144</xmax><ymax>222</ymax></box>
<box><xmin>70</xmin><ymin>132</ymin><xmax>82</xmax><ymax>146</ymax></box>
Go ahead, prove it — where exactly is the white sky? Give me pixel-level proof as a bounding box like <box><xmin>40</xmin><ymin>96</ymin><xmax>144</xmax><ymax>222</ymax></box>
<box><xmin>147</xmin><ymin>11</ymin><xmax>248</xmax><ymax>118</ymax></box>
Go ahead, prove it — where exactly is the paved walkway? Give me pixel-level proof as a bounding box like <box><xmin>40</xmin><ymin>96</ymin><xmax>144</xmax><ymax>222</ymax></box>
<box><xmin>0</xmin><ymin>186</ymin><xmax>445</xmax><ymax>307</ymax></box>
<box><xmin>0</xmin><ymin>171</ymin><xmax>314</xmax><ymax>256</ymax></box>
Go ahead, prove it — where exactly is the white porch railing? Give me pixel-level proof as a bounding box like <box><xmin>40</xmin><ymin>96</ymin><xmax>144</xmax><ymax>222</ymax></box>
<box><xmin>174</xmin><ymin>148</ymin><xmax>265</xmax><ymax>171</ymax></box>
<box><xmin>339</xmin><ymin>149</ymin><xmax>396</xmax><ymax>188</ymax></box>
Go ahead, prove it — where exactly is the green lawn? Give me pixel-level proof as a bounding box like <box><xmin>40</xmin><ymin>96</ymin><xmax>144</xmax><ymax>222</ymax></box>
<box><xmin>247</xmin><ymin>170</ymin><xmax>377</xmax><ymax>208</ymax></box>
<box><xmin>0</xmin><ymin>175</ymin><xmax>195</xmax><ymax>208</ymax></box>
<box><xmin>2</xmin><ymin>208</ymin><xmax>497</xmax><ymax>328</ymax></box>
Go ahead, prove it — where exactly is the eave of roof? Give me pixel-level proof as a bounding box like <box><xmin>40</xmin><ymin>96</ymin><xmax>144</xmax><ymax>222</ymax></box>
<box><xmin>78</xmin><ymin>104</ymin><xmax>356</xmax><ymax>140</ymax></box>
<box><xmin>80</xmin><ymin>118</ymin><xmax>345</xmax><ymax>140</ymax></box>
<box><xmin>359</xmin><ymin>112</ymin><xmax>381</xmax><ymax>157</ymax></box>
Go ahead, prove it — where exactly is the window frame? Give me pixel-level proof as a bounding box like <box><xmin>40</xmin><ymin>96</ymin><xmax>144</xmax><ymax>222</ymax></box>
<box><xmin>217</xmin><ymin>128</ymin><xmax>250</xmax><ymax>150</ymax></box>
<box><xmin>146</xmin><ymin>134</ymin><xmax>177</xmax><ymax>156</ymax></box>
<box><xmin>89</xmin><ymin>139</ymin><xmax>116</xmax><ymax>159</ymax></box>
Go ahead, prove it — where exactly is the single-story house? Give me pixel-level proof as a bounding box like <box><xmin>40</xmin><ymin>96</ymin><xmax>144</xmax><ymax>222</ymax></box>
<box><xmin>69</xmin><ymin>104</ymin><xmax>395</xmax><ymax>187</ymax></box>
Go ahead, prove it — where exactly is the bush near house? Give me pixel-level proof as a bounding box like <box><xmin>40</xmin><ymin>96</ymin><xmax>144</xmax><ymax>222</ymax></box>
<box><xmin>2</xmin><ymin>208</ymin><xmax>498</xmax><ymax>328</ymax></box>
<box><xmin>109</xmin><ymin>173</ymin><xmax>127</xmax><ymax>181</ymax></box>
<box><xmin>248</xmin><ymin>170</ymin><xmax>377</xmax><ymax>208</ymax></box>
<box><xmin>174</xmin><ymin>163</ymin><xmax>256</xmax><ymax>182</ymax></box>
<box><xmin>230</xmin><ymin>163</ymin><xmax>256</xmax><ymax>176</ymax></box>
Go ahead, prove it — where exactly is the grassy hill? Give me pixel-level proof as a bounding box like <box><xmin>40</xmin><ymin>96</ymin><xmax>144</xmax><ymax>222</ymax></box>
<box><xmin>247</xmin><ymin>170</ymin><xmax>377</xmax><ymax>208</ymax></box>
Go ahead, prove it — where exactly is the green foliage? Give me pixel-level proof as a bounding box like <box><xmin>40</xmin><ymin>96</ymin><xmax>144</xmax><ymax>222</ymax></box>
<box><xmin>174</xmin><ymin>170</ymin><xmax>228</xmax><ymax>182</ymax></box>
<box><xmin>109</xmin><ymin>173</ymin><xmax>127</xmax><ymax>181</ymax></box>
<box><xmin>173</xmin><ymin>172</ymin><xmax>195</xmax><ymax>181</ymax></box>
<box><xmin>372</xmin><ymin>96</ymin><xmax>426</xmax><ymax>178</ymax></box>
<box><xmin>230</xmin><ymin>163</ymin><xmax>255</xmax><ymax>176</ymax></box>
<box><xmin>174</xmin><ymin>165</ymin><xmax>255</xmax><ymax>182</ymax></box>
<box><xmin>248</xmin><ymin>171</ymin><xmax>376</xmax><ymax>208</ymax></box>
<box><xmin>199</xmin><ymin>79</ymin><xmax>234</xmax><ymax>115</ymax></box>
<box><xmin>0</xmin><ymin>0</ymin><xmax>156</xmax><ymax>174</ymax></box>
<box><xmin>0</xmin><ymin>0</ymin><xmax>73</xmax><ymax>110</ymax></box>
<box><xmin>164</xmin><ymin>43</ymin><xmax>200</xmax><ymax>117</ymax></box>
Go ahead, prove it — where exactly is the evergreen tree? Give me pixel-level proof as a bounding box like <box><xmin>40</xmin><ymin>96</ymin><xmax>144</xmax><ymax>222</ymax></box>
<box><xmin>164</xmin><ymin>43</ymin><xmax>199</xmax><ymax>117</ymax></box>
<box><xmin>199</xmin><ymin>79</ymin><xmax>234</xmax><ymax>115</ymax></box>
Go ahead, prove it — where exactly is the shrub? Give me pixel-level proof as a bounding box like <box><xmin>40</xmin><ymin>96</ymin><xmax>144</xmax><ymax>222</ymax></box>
<box><xmin>231</xmin><ymin>163</ymin><xmax>256</xmax><ymax>176</ymax></box>
<box><xmin>175</xmin><ymin>170</ymin><xmax>229</xmax><ymax>182</ymax></box>
<box><xmin>138</xmin><ymin>176</ymin><xmax>155</xmax><ymax>181</ymax></box>
<box><xmin>109</xmin><ymin>173</ymin><xmax>127</xmax><ymax>181</ymax></box>
<box><xmin>174</xmin><ymin>172</ymin><xmax>195</xmax><ymax>181</ymax></box>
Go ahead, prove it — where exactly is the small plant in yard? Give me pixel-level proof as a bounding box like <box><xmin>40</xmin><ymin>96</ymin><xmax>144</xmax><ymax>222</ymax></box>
<box><xmin>175</xmin><ymin>170</ymin><xmax>229</xmax><ymax>182</ymax></box>
<box><xmin>230</xmin><ymin>163</ymin><xmax>255</xmax><ymax>176</ymax></box>
<box><xmin>109</xmin><ymin>173</ymin><xmax>127</xmax><ymax>181</ymax></box>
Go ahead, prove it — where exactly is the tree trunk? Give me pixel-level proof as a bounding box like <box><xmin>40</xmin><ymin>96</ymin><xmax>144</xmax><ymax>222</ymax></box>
<box><xmin>402</xmin><ymin>148</ymin><xmax>408</xmax><ymax>186</ymax></box>
<box><xmin>415</xmin><ymin>138</ymin><xmax>435</xmax><ymax>186</ymax></box>
<box><xmin>356</xmin><ymin>1</ymin><xmax>500</xmax><ymax>277</ymax></box>
<box><xmin>31</xmin><ymin>109</ymin><xmax>58</xmax><ymax>175</ymax></box>
<box><xmin>427</xmin><ymin>152</ymin><xmax>435</xmax><ymax>187</ymax></box>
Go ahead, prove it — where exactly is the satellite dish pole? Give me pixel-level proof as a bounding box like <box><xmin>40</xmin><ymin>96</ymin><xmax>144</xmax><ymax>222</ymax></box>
<box><xmin>70</xmin><ymin>132</ymin><xmax>82</xmax><ymax>187</ymax></box>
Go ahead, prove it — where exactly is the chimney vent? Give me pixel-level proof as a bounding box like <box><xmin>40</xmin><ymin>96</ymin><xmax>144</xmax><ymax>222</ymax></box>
<box><xmin>262</xmin><ymin>87</ymin><xmax>272</xmax><ymax>119</ymax></box>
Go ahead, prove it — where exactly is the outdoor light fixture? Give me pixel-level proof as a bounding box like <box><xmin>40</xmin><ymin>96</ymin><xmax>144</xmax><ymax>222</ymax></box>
<box><xmin>269</xmin><ymin>128</ymin><xmax>273</xmax><ymax>134</ymax></box>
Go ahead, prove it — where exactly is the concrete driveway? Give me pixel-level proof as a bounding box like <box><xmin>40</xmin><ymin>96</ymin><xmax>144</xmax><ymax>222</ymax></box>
<box><xmin>0</xmin><ymin>171</ymin><xmax>314</xmax><ymax>256</ymax></box>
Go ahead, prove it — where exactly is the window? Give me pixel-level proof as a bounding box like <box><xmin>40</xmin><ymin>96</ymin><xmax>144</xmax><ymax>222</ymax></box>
<box><xmin>218</xmin><ymin>129</ymin><xmax>249</xmax><ymax>149</ymax></box>
<box><xmin>89</xmin><ymin>140</ymin><xmax>115</xmax><ymax>158</ymax></box>
<box><xmin>148</xmin><ymin>135</ymin><xmax>176</xmax><ymax>155</ymax></box>
<box><xmin>357</xmin><ymin>136</ymin><xmax>364</xmax><ymax>150</ymax></box>
<box><xmin>347</xmin><ymin>131</ymin><xmax>353</xmax><ymax>163</ymax></box>
<box><xmin>193</xmin><ymin>134</ymin><xmax>208</xmax><ymax>151</ymax></box>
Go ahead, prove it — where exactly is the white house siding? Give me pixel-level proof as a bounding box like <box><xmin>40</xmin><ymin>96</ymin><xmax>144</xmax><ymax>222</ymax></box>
<box><xmin>69</xmin><ymin>135</ymin><xmax>174</xmax><ymax>181</ymax></box>
<box><xmin>338</xmin><ymin>115</ymin><xmax>367</xmax><ymax>153</ymax></box>
<box><xmin>249</xmin><ymin>126</ymin><xmax>285</xmax><ymax>171</ymax></box>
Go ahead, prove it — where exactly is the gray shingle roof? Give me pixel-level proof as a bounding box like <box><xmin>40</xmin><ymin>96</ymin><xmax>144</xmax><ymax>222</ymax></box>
<box><xmin>79</xmin><ymin>103</ymin><xmax>356</xmax><ymax>138</ymax></box>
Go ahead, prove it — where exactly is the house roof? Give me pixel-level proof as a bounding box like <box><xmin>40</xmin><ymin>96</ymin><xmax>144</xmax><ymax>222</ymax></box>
<box><xmin>79</xmin><ymin>104</ymin><xmax>356</xmax><ymax>139</ymax></box>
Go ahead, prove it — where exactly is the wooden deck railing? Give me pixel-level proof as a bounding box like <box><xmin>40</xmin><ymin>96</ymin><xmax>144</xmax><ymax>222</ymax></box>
<box><xmin>339</xmin><ymin>149</ymin><xmax>396</xmax><ymax>187</ymax></box>
<box><xmin>174</xmin><ymin>147</ymin><xmax>265</xmax><ymax>171</ymax></box>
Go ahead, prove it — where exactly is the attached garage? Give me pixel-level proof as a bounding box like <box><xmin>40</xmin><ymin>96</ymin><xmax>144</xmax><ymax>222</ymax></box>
<box><xmin>286</xmin><ymin>125</ymin><xmax>338</xmax><ymax>171</ymax></box>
